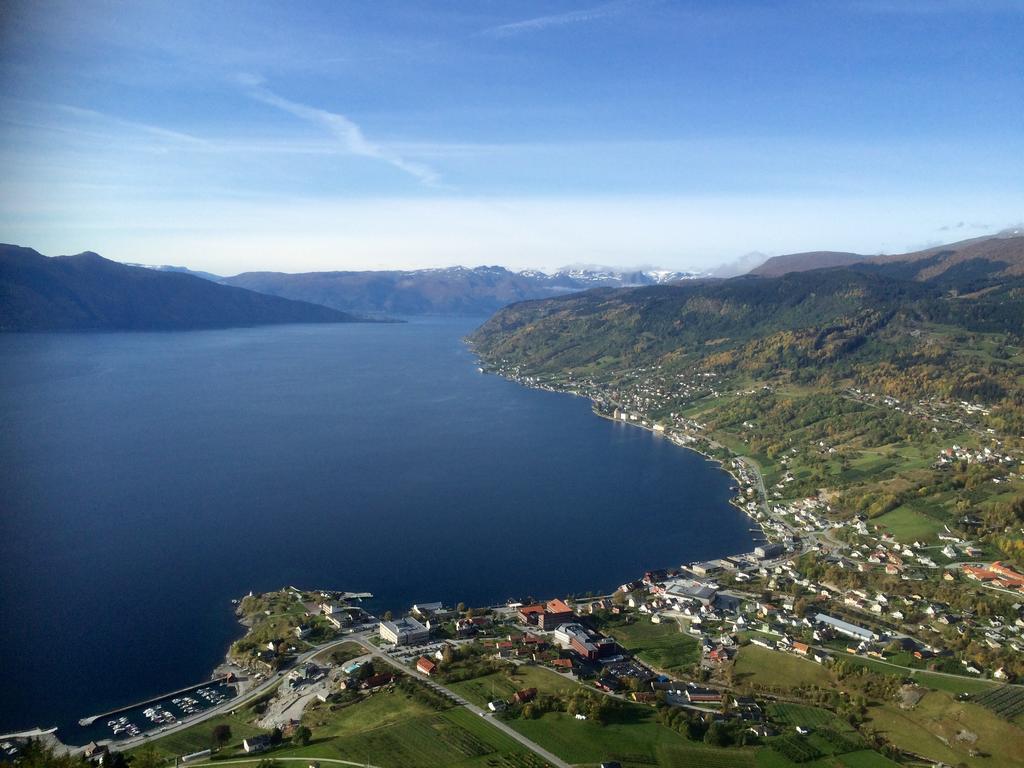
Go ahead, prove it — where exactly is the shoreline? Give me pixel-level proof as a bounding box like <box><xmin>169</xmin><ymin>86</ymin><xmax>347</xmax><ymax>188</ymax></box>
<box><xmin>36</xmin><ymin>358</ymin><xmax>771</xmax><ymax>750</ymax></box>
<box><xmin>476</xmin><ymin>361</ymin><xmax>774</xmax><ymax>556</ymax></box>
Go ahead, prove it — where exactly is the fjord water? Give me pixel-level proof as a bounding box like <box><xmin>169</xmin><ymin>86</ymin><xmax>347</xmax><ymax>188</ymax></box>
<box><xmin>0</xmin><ymin>318</ymin><xmax>752</xmax><ymax>735</ymax></box>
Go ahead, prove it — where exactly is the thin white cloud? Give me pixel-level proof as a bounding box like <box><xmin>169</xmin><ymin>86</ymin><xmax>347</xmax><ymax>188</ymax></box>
<box><xmin>44</xmin><ymin>104</ymin><xmax>211</xmax><ymax>148</ymax></box>
<box><xmin>482</xmin><ymin>0</ymin><xmax>637</xmax><ymax>37</ymax></box>
<box><xmin>241</xmin><ymin>76</ymin><xmax>441</xmax><ymax>187</ymax></box>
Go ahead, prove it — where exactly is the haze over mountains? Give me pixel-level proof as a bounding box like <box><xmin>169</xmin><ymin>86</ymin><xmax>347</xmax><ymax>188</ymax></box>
<box><xmin>218</xmin><ymin>265</ymin><xmax>698</xmax><ymax>316</ymax></box>
<box><xmin>3</xmin><ymin>232</ymin><xmax>1023</xmax><ymax>331</ymax></box>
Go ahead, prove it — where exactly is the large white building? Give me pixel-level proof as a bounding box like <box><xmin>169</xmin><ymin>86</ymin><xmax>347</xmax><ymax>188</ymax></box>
<box><xmin>379</xmin><ymin>616</ymin><xmax>429</xmax><ymax>645</ymax></box>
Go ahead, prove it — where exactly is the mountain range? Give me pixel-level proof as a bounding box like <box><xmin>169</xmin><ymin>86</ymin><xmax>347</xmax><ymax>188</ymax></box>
<box><xmin>0</xmin><ymin>245</ymin><xmax>362</xmax><ymax>331</ymax></box>
<box><xmin>123</xmin><ymin>263</ymin><xmax>699</xmax><ymax>317</ymax></box>
<box><xmin>215</xmin><ymin>265</ymin><xmax>698</xmax><ymax>317</ymax></box>
<box><xmin>5</xmin><ymin>232</ymin><xmax>1023</xmax><ymax>331</ymax></box>
<box><xmin>751</xmin><ymin>230</ymin><xmax>1024</xmax><ymax>283</ymax></box>
<box><xmin>469</xmin><ymin>232</ymin><xmax>1024</xmax><ymax>380</ymax></box>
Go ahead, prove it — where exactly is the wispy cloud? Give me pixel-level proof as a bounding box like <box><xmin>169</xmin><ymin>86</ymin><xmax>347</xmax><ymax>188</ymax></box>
<box><xmin>482</xmin><ymin>0</ymin><xmax>638</xmax><ymax>37</ymax></box>
<box><xmin>240</xmin><ymin>75</ymin><xmax>441</xmax><ymax>187</ymax></box>
<box><xmin>51</xmin><ymin>104</ymin><xmax>212</xmax><ymax>148</ymax></box>
<box><xmin>937</xmin><ymin>220</ymin><xmax>991</xmax><ymax>231</ymax></box>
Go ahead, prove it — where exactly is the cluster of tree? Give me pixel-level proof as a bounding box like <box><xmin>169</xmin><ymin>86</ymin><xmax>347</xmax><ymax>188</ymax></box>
<box><xmin>436</xmin><ymin>642</ymin><xmax>502</xmax><ymax>683</ymax></box>
<box><xmin>516</xmin><ymin>689</ymin><xmax>619</xmax><ymax>725</ymax></box>
<box><xmin>654</xmin><ymin>705</ymin><xmax>757</xmax><ymax>746</ymax></box>
<box><xmin>8</xmin><ymin>742</ymin><xmax>93</xmax><ymax>768</ymax></box>
<box><xmin>397</xmin><ymin>676</ymin><xmax>452</xmax><ymax>711</ymax></box>
<box><xmin>831</xmin><ymin>662</ymin><xmax>902</xmax><ymax>702</ymax></box>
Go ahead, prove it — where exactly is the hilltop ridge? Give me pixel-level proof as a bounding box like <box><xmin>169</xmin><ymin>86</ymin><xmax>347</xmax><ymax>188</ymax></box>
<box><xmin>0</xmin><ymin>245</ymin><xmax>364</xmax><ymax>331</ymax></box>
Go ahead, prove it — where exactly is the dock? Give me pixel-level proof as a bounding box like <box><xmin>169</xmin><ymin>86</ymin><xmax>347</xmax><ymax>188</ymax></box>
<box><xmin>0</xmin><ymin>727</ymin><xmax>58</xmax><ymax>739</ymax></box>
<box><xmin>77</xmin><ymin>675</ymin><xmax>231</xmax><ymax>726</ymax></box>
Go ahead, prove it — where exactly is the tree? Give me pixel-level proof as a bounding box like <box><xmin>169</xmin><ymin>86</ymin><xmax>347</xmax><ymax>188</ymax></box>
<box><xmin>291</xmin><ymin>726</ymin><xmax>312</xmax><ymax>747</ymax></box>
<box><xmin>704</xmin><ymin>720</ymin><xmax>730</xmax><ymax>747</ymax></box>
<box><xmin>13</xmin><ymin>740</ymin><xmax>89</xmax><ymax>768</ymax></box>
<box><xmin>382</xmin><ymin>610</ymin><xmax>393</xmax><ymax>622</ymax></box>
<box><xmin>457</xmin><ymin>602</ymin><xmax>466</xmax><ymax>614</ymax></box>
<box><xmin>212</xmin><ymin>724</ymin><xmax>232</xmax><ymax>749</ymax></box>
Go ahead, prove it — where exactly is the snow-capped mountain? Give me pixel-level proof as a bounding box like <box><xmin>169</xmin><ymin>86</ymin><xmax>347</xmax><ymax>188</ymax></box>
<box><xmin>551</xmin><ymin>266</ymin><xmax>703</xmax><ymax>286</ymax></box>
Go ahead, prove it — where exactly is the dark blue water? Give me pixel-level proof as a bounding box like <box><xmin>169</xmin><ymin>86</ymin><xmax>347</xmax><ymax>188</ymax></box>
<box><xmin>0</xmin><ymin>318</ymin><xmax>752</xmax><ymax>737</ymax></box>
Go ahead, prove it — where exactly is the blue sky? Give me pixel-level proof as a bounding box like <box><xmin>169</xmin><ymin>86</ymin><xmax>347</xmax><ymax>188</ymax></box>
<box><xmin>1</xmin><ymin>0</ymin><xmax>1021</xmax><ymax>273</ymax></box>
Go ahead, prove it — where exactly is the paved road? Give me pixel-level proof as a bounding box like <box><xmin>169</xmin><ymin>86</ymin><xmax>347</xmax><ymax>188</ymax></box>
<box><xmin>353</xmin><ymin>637</ymin><xmax>571</xmax><ymax>768</ymax></box>
<box><xmin>198</xmin><ymin>757</ymin><xmax>383</xmax><ymax>768</ymax></box>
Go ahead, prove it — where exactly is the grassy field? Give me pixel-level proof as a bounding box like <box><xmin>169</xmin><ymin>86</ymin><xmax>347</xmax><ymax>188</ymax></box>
<box><xmin>141</xmin><ymin>683</ymin><xmax>545</xmax><ymax>768</ymax></box>
<box><xmin>310</xmin><ymin>640</ymin><xmax>365</xmax><ymax>666</ymax></box>
<box><xmin>141</xmin><ymin>711</ymin><xmax>267</xmax><ymax>759</ymax></box>
<box><xmin>755</xmin><ymin>748</ymin><xmax>900</xmax><ymax>768</ymax></box>
<box><xmin>873</xmin><ymin>505</ymin><xmax>944</xmax><ymax>542</ymax></box>
<box><xmin>596</xmin><ymin>616</ymin><xmax>700</xmax><ymax>674</ymax></box>
<box><xmin>836</xmin><ymin>654</ymin><xmax>1000</xmax><ymax>695</ymax></box>
<box><xmin>510</xmin><ymin>704</ymin><xmax>753</xmax><ymax>767</ymax></box>
<box><xmin>766</xmin><ymin>703</ymin><xmax>845</xmax><ymax>731</ymax></box>
<box><xmin>734</xmin><ymin>644</ymin><xmax>832</xmax><ymax>690</ymax></box>
<box><xmin>288</xmin><ymin>688</ymin><xmax>545</xmax><ymax>767</ymax></box>
<box><xmin>447</xmin><ymin>664</ymin><xmax>580</xmax><ymax>709</ymax></box>
<box><xmin>865</xmin><ymin>689</ymin><xmax>1024</xmax><ymax>768</ymax></box>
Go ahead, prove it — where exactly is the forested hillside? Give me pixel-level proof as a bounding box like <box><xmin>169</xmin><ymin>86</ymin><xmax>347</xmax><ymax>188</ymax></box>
<box><xmin>470</xmin><ymin>252</ymin><xmax>1024</xmax><ymax>568</ymax></box>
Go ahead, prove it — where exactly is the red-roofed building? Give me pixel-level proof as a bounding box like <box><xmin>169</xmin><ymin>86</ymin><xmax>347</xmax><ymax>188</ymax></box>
<box><xmin>518</xmin><ymin>604</ymin><xmax>545</xmax><ymax>625</ymax></box>
<box><xmin>361</xmin><ymin>673</ymin><xmax>395</xmax><ymax>689</ymax></box>
<box><xmin>513</xmin><ymin>687</ymin><xmax>537</xmax><ymax>704</ymax></box>
<box><xmin>540</xmin><ymin>599</ymin><xmax>575</xmax><ymax>630</ymax></box>
<box><xmin>416</xmin><ymin>657</ymin><xmax>436</xmax><ymax>676</ymax></box>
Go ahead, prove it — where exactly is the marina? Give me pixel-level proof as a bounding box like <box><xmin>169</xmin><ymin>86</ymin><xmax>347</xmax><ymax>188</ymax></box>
<box><xmin>69</xmin><ymin>680</ymin><xmax>236</xmax><ymax>746</ymax></box>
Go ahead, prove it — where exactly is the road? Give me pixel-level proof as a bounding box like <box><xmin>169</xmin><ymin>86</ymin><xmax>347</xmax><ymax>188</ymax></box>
<box><xmin>199</xmin><ymin>757</ymin><xmax>383</xmax><ymax>768</ymax></box>
<box><xmin>352</xmin><ymin>637</ymin><xmax>571</xmax><ymax>768</ymax></box>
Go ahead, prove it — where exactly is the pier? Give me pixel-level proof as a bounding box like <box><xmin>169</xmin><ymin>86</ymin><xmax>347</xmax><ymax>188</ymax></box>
<box><xmin>0</xmin><ymin>727</ymin><xmax>57</xmax><ymax>740</ymax></box>
<box><xmin>77</xmin><ymin>676</ymin><xmax>231</xmax><ymax>726</ymax></box>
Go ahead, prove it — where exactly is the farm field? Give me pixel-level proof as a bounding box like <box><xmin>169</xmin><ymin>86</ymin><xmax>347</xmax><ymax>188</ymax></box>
<box><xmin>291</xmin><ymin>690</ymin><xmax>543</xmax><ymax>767</ymax></box>
<box><xmin>756</xmin><ymin>748</ymin><xmax>900</xmax><ymax>768</ymax></box>
<box><xmin>873</xmin><ymin>504</ymin><xmax>944</xmax><ymax>542</ymax></box>
<box><xmin>509</xmin><ymin>704</ymin><xmax>723</xmax><ymax>766</ymax></box>
<box><xmin>836</xmin><ymin>654</ymin><xmax>999</xmax><ymax>695</ymax></box>
<box><xmin>447</xmin><ymin>664</ymin><xmax>580</xmax><ymax>709</ymax></box>
<box><xmin>865</xmin><ymin>690</ymin><xmax>1024</xmax><ymax>768</ymax></box>
<box><xmin>139</xmin><ymin>711</ymin><xmax>267</xmax><ymax>759</ymax></box>
<box><xmin>974</xmin><ymin>684</ymin><xmax>1024</xmax><ymax>720</ymax></box>
<box><xmin>734</xmin><ymin>644</ymin><xmax>832</xmax><ymax>690</ymax></box>
<box><xmin>595</xmin><ymin>616</ymin><xmax>700</xmax><ymax>674</ymax></box>
<box><xmin>766</xmin><ymin>703</ymin><xmax>847</xmax><ymax>731</ymax></box>
<box><xmin>141</xmin><ymin>686</ymin><xmax>545</xmax><ymax>768</ymax></box>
